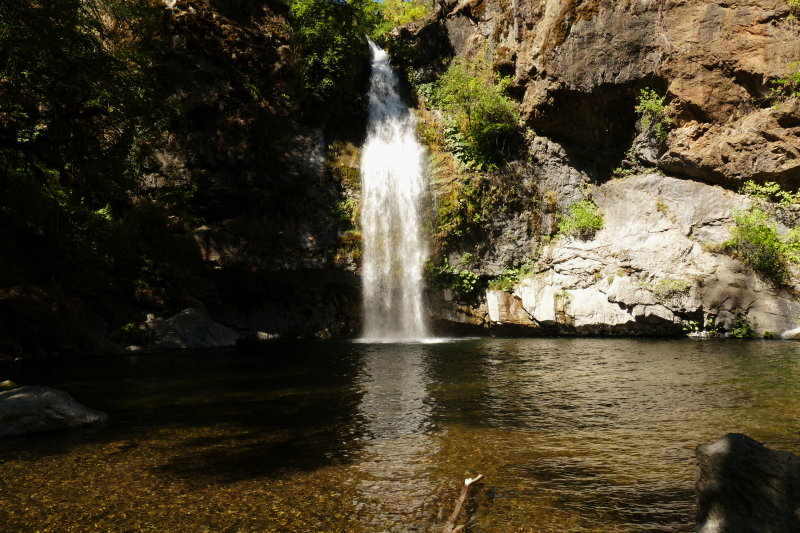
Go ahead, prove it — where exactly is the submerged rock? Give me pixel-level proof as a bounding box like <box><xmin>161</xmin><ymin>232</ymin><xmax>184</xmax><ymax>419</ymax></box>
<box><xmin>0</xmin><ymin>386</ymin><xmax>107</xmax><ymax>437</ymax></box>
<box><xmin>695</xmin><ymin>433</ymin><xmax>800</xmax><ymax>533</ymax></box>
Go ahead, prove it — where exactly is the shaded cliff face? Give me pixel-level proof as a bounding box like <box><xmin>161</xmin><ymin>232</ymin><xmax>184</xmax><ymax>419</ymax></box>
<box><xmin>403</xmin><ymin>0</ymin><xmax>800</xmax><ymax>186</ymax></box>
<box><xmin>144</xmin><ymin>0</ymin><xmax>365</xmax><ymax>338</ymax></box>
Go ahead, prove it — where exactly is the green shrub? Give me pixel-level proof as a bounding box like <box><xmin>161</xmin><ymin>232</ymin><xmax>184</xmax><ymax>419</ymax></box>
<box><xmin>639</xmin><ymin>279</ymin><xmax>690</xmax><ymax>301</ymax></box>
<box><xmin>488</xmin><ymin>267</ymin><xmax>519</xmax><ymax>293</ymax></box>
<box><xmin>635</xmin><ymin>88</ymin><xmax>671</xmax><ymax>140</ymax></box>
<box><xmin>558</xmin><ymin>199</ymin><xmax>604</xmax><ymax>240</ymax></box>
<box><xmin>423</xmin><ymin>258</ymin><xmax>479</xmax><ymax>293</ymax></box>
<box><xmin>333</xmin><ymin>198</ymin><xmax>360</xmax><ymax>231</ymax></box>
<box><xmin>731</xmin><ymin>314</ymin><xmax>754</xmax><ymax>339</ymax></box>
<box><xmin>120</xmin><ymin>323</ymin><xmax>154</xmax><ymax>346</ymax></box>
<box><xmin>433</xmin><ymin>51</ymin><xmax>522</xmax><ymax>170</ymax></box>
<box><xmin>723</xmin><ymin>208</ymin><xmax>787</xmax><ymax>283</ymax></box>
<box><xmin>740</xmin><ymin>180</ymin><xmax>800</xmax><ymax>206</ymax></box>
<box><xmin>769</xmin><ymin>61</ymin><xmax>800</xmax><ymax>105</ymax></box>
<box><xmin>373</xmin><ymin>0</ymin><xmax>431</xmax><ymax>36</ymax></box>
<box><xmin>763</xmin><ymin>330</ymin><xmax>774</xmax><ymax>339</ymax></box>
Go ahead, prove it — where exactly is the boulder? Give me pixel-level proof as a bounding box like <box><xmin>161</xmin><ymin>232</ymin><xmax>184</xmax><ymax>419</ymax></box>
<box><xmin>125</xmin><ymin>308</ymin><xmax>237</xmax><ymax>351</ymax></box>
<box><xmin>0</xmin><ymin>380</ymin><xmax>18</xmax><ymax>391</ymax></box>
<box><xmin>0</xmin><ymin>285</ymin><xmax>117</xmax><ymax>356</ymax></box>
<box><xmin>781</xmin><ymin>327</ymin><xmax>800</xmax><ymax>340</ymax></box>
<box><xmin>695</xmin><ymin>433</ymin><xmax>800</xmax><ymax>533</ymax></box>
<box><xmin>0</xmin><ymin>386</ymin><xmax>107</xmax><ymax>437</ymax></box>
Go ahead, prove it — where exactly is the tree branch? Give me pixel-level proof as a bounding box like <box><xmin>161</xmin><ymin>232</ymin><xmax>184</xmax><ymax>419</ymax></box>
<box><xmin>443</xmin><ymin>474</ymin><xmax>483</xmax><ymax>533</ymax></box>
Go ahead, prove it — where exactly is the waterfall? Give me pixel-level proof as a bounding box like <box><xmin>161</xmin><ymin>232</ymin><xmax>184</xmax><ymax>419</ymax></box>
<box><xmin>360</xmin><ymin>39</ymin><xmax>428</xmax><ymax>340</ymax></box>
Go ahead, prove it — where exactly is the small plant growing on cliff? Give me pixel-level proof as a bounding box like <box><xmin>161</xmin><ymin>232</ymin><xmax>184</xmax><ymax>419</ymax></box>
<box><xmin>731</xmin><ymin>314</ymin><xmax>754</xmax><ymax>339</ymax></box>
<box><xmin>558</xmin><ymin>199</ymin><xmax>604</xmax><ymax>240</ymax></box>
<box><xmin>635</xmin><ymin>87</ymin><xmax>671</xmax><ymax>140</ymax></box>
<box><xmin>740</xmin><ymin>180</ymin><xmax>800</xmax><ymax>207</ymax></box>
<box><xmin>423</xmin><ymin>258</ymin><xmax>479</xmax><ymax>293</ymax></box>
<box><xmin>333</xmin><ymin>198</ymin><xmax>360</xmax><ymax>231</ymax></box>
<box><xmin>488</xmin><ymin>267</ymin><xmax>521</xmax><ymax>293</ymax></box>
<box><xmin>769</xmin><ymin>62</ymin><xmax>800</xmax><ymax>105</ymax></box>
<box><xmin>722</xmin><ymin>208</ymin><xmax>788</xmax><ymax>283</ymax></box>
<box><xmin>639</xmin><ymin>278</ymin><xmax>690</xmax><ymax>301</ymax></box>
<box><xmin>121</xmin><ymin>323</ymin><xmax>154</xmax><ymax>346</ymax></box>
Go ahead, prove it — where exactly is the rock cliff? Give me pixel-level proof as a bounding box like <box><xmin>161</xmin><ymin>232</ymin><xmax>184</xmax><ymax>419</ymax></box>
<box><xmin>390</xmin><ymin>0</ymin><xmax>800</xmax><ymax>337</ymax></box>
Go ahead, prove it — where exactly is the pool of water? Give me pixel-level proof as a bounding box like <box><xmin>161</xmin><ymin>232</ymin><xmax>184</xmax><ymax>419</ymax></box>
<box><xmin>1</xmin><ymin>338</ymin><xmax>799</xmax><ymax>532</ymax></box>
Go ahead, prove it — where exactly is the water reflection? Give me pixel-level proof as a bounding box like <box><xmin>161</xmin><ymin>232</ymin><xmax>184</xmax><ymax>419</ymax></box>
<box><xmin>1</xmin><ymin>339</ymin><xmax>800</xmax><ymax>532</ymax></box>
<box><xmin>354</xmin><ymin>344</ymin><xmax>438</xmax><ymax>531</ymax></box>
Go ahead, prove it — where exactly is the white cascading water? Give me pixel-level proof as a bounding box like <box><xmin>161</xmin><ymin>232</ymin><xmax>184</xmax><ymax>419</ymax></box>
<box><xmin>360</xmin><ymin>39</ymin><xmax>428</xmax><ymax>340</ymax></box>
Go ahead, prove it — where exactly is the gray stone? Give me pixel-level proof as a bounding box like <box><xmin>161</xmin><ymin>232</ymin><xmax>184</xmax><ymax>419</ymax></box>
<box><xmin>0</xmin><ymin>386</ymin><xmax>107</xmax><ymax>437</ymax></box>
<box><xmin>781</xmin><ymin>327</ymin><xmax>800</xmax><ymax>340</ymax></box>
<box><xmin>696</xmin><ymin>433</ymin><xmax>800</xmax><ymax>533</ymax></box>
<box><xmin>147</xmin><ymin>308</ymin><xmax>236</xmax><ymax>350</ymax></box>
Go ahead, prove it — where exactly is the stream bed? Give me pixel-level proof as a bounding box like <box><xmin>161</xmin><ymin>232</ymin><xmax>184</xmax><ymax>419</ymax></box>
<box><xmin>1</xmin><ymin>338</ymin><xmax>800</xmax><ymax>532</ymax></box>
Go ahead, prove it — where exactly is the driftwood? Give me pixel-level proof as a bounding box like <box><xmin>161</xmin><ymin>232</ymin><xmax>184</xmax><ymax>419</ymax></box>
<box><xmin>443</xmin><ymin>475</ymin><xmax>483</xmax><ymax>533</ymax></box>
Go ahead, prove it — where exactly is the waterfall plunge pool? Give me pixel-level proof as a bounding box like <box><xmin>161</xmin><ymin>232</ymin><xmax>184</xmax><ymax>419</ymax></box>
<box><xmin>2</xmin><ymin>338</ymin><xmax>799</xmax><ymax>532</ymax></box>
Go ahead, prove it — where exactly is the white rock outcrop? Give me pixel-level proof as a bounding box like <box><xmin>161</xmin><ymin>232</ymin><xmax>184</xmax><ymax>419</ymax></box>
<box><xmin>430</xmin><ymin>174</ymin><xmax>800</xmax><ymax>336</ymax></box>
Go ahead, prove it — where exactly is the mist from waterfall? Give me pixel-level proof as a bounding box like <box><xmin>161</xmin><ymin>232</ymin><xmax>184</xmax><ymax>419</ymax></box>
<box><xmin>360</xmin><ymin>39</ymin><xmax>428</xmax><ymax>340</ymax></box>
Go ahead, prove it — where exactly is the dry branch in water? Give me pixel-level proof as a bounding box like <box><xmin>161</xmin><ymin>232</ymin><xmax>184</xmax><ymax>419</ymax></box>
<box><xmin>443</xmin><ymin>474</ymin><xmax>484</xmax><ymax>533</ymax></box>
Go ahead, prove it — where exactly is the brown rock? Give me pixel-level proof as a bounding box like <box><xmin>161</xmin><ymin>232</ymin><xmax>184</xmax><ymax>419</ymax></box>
<box><xmin>696</xmin><ymin>433</ymin><xmax>800</xmax><ymax>533</ymax></box>
<box><xmin>0</xmin><ymin>286</ymin><xmax>116</xmax><ymax>356</ymax></box>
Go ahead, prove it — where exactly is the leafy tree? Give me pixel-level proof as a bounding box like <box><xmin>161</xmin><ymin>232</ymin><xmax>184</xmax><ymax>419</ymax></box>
<box><xmin>0</xmin><ymin>0</ymin><xmax>210</xmax><ymax>300</ymax></box>
<box><xmin>287</xmin><ymin>0</ymin><xmax>383</xmax><ymax>121</ymax></box>
<box><xmin>434</xmin><ymin>51</ymin><xmax>521</xmax><ymax>170</ymax></box>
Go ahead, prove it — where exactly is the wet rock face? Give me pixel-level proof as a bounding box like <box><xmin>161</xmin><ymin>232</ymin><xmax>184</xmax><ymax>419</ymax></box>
<box><xmin>696</xmin><ymin>433</ymin><xmax>800</xmax><ymax>533</ymax></box>
<box><xmin>0</xmin><ymin>386</ymin><xmax>107</xmax><ymax>438</ymax></box>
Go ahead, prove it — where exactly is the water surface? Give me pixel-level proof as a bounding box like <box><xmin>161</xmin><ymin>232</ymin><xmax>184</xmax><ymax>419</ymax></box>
<box><xmin>1</xmin><ymin>338</ymin><xmax>799</xmax><ymax>532</ymax></box>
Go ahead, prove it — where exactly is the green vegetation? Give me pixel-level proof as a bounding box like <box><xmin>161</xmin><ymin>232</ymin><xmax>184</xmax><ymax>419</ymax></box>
<box><xmin>723</xmin><ymin>208</ymin><xmax>789</xmax><ymax>283</ymax></box>
<box><xmin>731</xmin><ymin>314</ymin><xmax>754</xmax><ymax>339</ymax></box>
<box><xmin>373</xmin><ymin>0</ymin><xmax>431</xmax><ymax>36</ymax></box>
<box><xmin>639</xmin><ymin>279</ymin><xmax>690</xmax><ymax>301</ymax></box>
<box><xmin>558</xmin><ymin>199</ymin><xmax>604</xmax><ymax>240</ymax></box>
<box><xmin>287</xmin><ymin>0</ymin><xmax>383</xmax><ymax>120</ymax></box>
<box><xmin>718</xmin><ymin>181</ymin><xmax>800</xmax><ymax>284</ymax></box>
<box><xmin>487</xmin><ymin>261</ymin><xmax>535</xmax><ymax>292</ymax></box>
<box><xmin>740</xmin><ymin>180</ymin><xmax>800</xmax><ymax>206</ymax></box>
<box><xmin>769</xmin><ymin>62</ymin><xmax>800</xmax><ymax>106</ymax></box>
<box><xmin>487</xmin><ymin>268</ymin><xmax>519</xmax><ymax>292</ymax></box>
<box><xmin>429</xmin><ymin>51</ymin><xmax>522</xmax><ymax>170</ymax></box>
<box><xmin>635</xmin><ymin>88</ymin><xmax>671</xmax><ymax>140</ymax></box>
<box><xmin>423</xmin><ymin>258</ymin><xmax>479</xmax><ymax>293</ymax></box>
<box><xmin>120</xmin><ymin>323</ymin><xmax>154</xmax><ymax>346</ymax></box>
<box><xmin>763</xmin><ymin>330</ymin><xmax>774</xmax><ymax>339</ymax></box>
<box><xmin>0</xmin><ymin>0</ymin><xmax>215</xmax><ymax>301</ymax></box>
<box><xmin>460</xmin><ymin>252</ymin><xmax>474</xmax><ymax>265</ymax></box>
<box><xmin>333</xmin><ymin>198</ymin><xmax>360</xmax><ymax>231</ymax></box>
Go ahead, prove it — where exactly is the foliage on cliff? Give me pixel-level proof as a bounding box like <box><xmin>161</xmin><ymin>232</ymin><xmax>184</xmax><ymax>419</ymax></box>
<box><xmin>0</xmin><ymin>0</ymin><xmax>214</xmax><ymax>302</ymax></box>
<box><xmin>422</xmin><ymin>51</ymin><xmax>522</xmax><ymax>170</ymax></box>
<box><xmin>287</xmin><ymin>0</ymin><xmax>384</xmax><ymax>121</ymax></box>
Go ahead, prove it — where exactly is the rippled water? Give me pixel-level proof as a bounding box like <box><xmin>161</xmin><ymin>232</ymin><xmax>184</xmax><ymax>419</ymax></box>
<box><xmin>1</xmin><ymin>339</ymin><xmax>800</xmax><ymax>532</ymax></box>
